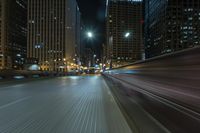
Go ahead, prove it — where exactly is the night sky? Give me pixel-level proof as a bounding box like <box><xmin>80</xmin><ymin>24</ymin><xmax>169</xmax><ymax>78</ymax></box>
<box><xmin>77</xmin><ymin>0</ymin><xmax>106</xmax><ymax>56</ymax></box>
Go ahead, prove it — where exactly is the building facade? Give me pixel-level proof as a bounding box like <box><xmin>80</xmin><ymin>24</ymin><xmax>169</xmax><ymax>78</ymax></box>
<box><xmin>106</xmin><ymin>0</ymin><xmax>144</xmax><ymax>68</ymax></box>
<box><xmin>0</xmin><ymin>0</ymin><xmax>27</xmax><ymax>70</ymax></box>
<box><xmin>75</xmin><ymin>6</ymin><xmax>82</xmax><ymax>66</ymax></box>
<box><xmin>145</xmin><ymin>0</ymin><xmax>200</xmax><ymax>58</ymax></box>
<box><xmin>28</xmin><ymin>0</ymin><xmax>80</xmax><ymax>72</ymax></box>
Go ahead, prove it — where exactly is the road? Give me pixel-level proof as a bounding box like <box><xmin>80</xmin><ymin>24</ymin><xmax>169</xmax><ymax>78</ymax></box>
<box><xmin>0</xmin><ymin>76</ymin><xmax>132</xmax><ymax>133</ymax></box>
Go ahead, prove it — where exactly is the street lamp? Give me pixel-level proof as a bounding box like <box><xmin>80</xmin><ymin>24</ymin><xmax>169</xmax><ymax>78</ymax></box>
<box><xmin>93</xmin><ymin>54</ymin><xmax>97</xmax><ymax>67</ymax></box>
<box><xmin>124</xmin><ymin>32</ymin><xmax>130</xmax><ymax>38</ymax></box>
<box><xmin>87</xmin><ymin>31</ymin><xmax>94</xmax><ymax>38</ymax></box>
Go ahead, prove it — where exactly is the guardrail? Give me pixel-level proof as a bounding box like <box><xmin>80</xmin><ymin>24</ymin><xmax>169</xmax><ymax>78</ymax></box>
<box><xmin>107</xmin><ymin>46</ymin><xmax>200</xmax><ymax>79</ymax></box>
<box><xmin>103</xmin><ymin>46</ymin><xmax>200</xmax><ymax>132</ymax></box>
<box><xmin>105</xmin><ymin>46</ymin><xmax>200</xmax><ymax>111</ymax></box>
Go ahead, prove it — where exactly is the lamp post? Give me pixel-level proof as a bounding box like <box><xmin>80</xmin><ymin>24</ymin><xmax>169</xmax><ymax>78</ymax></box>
<box><xmin>87</xmin><ymin>31</ymin><xmax>94</xmax><ymax>38</ymax></box>
<box><xmin>124</xmin><ymin>32</ymin><xmax>131</xmax><ymax>38</ymax></box>
<box><xmin>86</xmin><ymin>31</ymin><xmax>96</xmax><ymax>68</ymax></box>
<box><xmin>93</xmin><ymin>54</ymin><xmax>97</xmax><ymax>67</ymax></box>
<box><xmin>118</xmin><ymin>32</ymin><xmax>131</xmax><ymax>67</ymax></box>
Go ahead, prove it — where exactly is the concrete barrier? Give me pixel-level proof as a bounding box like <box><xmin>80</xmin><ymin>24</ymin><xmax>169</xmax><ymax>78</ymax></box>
<box><xmin>106</xmin><ymin>46</ymin><xmax>200</xmax><ymax>82</ymax></box>
<box><xmin>103</xmin><ymin>47</ymin><xmax>200</xmax><ymax>133</ymax></box>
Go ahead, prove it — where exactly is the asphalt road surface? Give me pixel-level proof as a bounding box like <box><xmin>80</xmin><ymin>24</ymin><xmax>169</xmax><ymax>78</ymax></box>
<box><xmin>0</xmin><ymin>76</ymin><xmax>132</xmax><ymax>133</ymax></box>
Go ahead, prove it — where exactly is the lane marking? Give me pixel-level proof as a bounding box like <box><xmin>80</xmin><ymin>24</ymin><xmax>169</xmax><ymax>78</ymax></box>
<box><xmin>0</xmin><ymin>84</ymin><xmax>26</xmax><ymax>90</ymax></box>
<box><xmin>0</xmin><ymin>96</ymin><xmax>31</xmax><ymax>110</ymax></box>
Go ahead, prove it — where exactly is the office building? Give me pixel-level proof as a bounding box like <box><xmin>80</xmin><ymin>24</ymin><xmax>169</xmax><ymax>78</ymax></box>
<box><xmin>28</xmin><ymin>0</ymin><xmax>81</xmax><ymax>72</ymax></box>
<box><xmin>75</xmin><ymin>6</ymin><xmax>83</xmax><ymax>65</ymax></box>
<box><xmin>106</xmin><ymin>0</ymin><xmax>144</xmax><ymax>68</ymax></box>
<box><xmin>145</xmin><ymin>0</ymin><xmax>200</xmax><ymax>58</ymax></box>
<box><xmin>0</xmin><ymin>0</ymin><xmax>27</xmax><ymax>70</ymax></box>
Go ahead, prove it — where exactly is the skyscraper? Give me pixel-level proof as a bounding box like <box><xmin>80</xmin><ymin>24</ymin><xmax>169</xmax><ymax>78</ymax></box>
<box><xmin>145</xmin><ymin>0</ymin><xmax>200</xmax><ymax>58</ymax></box>
<box><xmin>106</xmin><ymin>0</ymin><xmax>144</xmax><ymax>68</ymax></box>
<box><xmin>75</xmin><ymin>6</ymin><xmax>82</xmax><ymax>66</ymax></box>
<box><xmin>0</xmin><ymin>0</ymin><xmax>27</xmax><ymax>70</ymax></box>
<box><xmin>28</xmin><ymin>0</ymin><xmax>81</xmax><ymax>72</ymax></box>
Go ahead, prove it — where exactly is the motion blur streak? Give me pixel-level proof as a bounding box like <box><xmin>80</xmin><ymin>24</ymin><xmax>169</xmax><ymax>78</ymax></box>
<box><xmin>0</xmin><ymin>76</ymin><xmax>132</xmax><ymax>133</ymax></box>
<box><xmin>104</xmin><ymin>47</ymin><xmax>200</xmax><ymax>133</ymax></box>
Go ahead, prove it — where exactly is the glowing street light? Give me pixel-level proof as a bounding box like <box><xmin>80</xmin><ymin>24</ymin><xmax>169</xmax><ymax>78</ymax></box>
<box><xmin>87</xmin><ymin>32</ymin><xmax>93</xmax><ymax>38</ymax></box>
<box><xmin>124</xmin><ymin>32</ymin><xmax>130</xmax><ymax>38</ymax></box>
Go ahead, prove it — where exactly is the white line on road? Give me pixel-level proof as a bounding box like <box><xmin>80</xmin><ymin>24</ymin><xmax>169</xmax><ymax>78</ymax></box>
<box><xmin>0</xmin><ymin>96</ymin><xmax>31</xmax><ymax>110</ymax></box>
<box><xmin>0</xmin><ymin>84</ymin><xmax>26</xmax><ymax>90</ymax></box>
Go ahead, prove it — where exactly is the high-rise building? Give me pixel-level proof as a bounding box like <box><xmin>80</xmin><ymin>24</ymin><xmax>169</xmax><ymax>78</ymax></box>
<box><xmin>145</xmin><ymin>0</ymin><xmax>200</xmax><ymax>58</ymax></box>
<box><xmin>0</xmin><ymin>0</ymin><xmax>27</xmax><ymax>70</ymax></box>
<box><xmin>28</xmin><ymin>0</ymin><xmax>81</xmax><ymax>72</ymax></box>
<box><xmin>84</xmin><ymin>48</ymin><xmax>94</xmax><ymax>68</ymax></box>
<box><xmin>75</xmin><ymin>6</ymin><xmax>83</xmax><ymax>66</ymax></box>
<box><xmin>106</xmin><ymin>0</ymin><xmax>144</xmax><ymax>68</ymax></box>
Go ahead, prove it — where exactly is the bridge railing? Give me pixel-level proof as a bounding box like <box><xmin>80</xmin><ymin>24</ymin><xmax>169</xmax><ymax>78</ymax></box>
<box><xmin>104</xmin><ymin>46</ymin><xmax>200</xmax><ymax>113</ymax></box>
<box><xmin>107</xmin><ymin>46</ymin><xmax>200</xmax><ymax>79</ymax></box>
<box><xmin>103</xmin><ymin>47</ymin><xmax>200</xmax><ymax>132</ymax></box>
